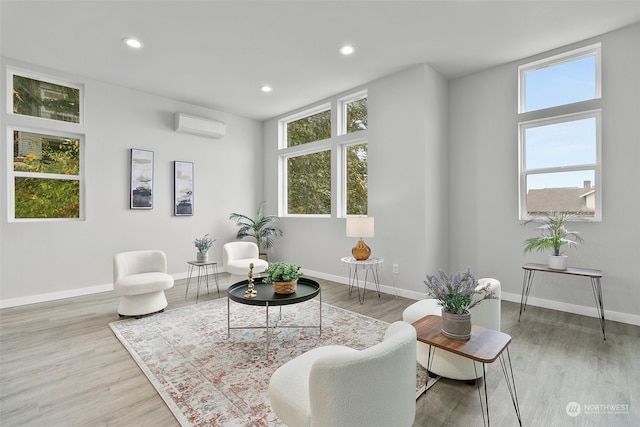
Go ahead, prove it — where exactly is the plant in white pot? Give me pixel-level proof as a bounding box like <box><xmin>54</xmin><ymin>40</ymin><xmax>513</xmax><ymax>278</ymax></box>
<box><xmin>229</xmin><ymin>201</ymin><xmax>283</xmax><ymax>260</ymax></box>
<box><xmin>193</xmin><ymin>234</ymin><xmax>215</xmax><ymax>263</ymax></box>
<box><xmin>523</xmin><ymin>211</ymin><xmax>583</xmax><ymax>270</ymax></box>
<box><xmin>263</xmin><ymin>262</ymin><xmax>302</xmax><ymax>295</ymax></box>
<box><xmin>424</xmin><ymin>268</ymin><xmax>497</xmax><ymax>340</ymax></box>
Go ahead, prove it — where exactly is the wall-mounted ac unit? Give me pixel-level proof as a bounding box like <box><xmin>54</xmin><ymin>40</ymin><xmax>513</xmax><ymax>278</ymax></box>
<box><xmin>174</xmin><ymin>113</ymin><xmax>226</xmax><ymax>139</ymax></box>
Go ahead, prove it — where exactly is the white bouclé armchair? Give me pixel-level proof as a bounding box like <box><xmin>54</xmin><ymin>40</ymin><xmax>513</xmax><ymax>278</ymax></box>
<box><xmin>222</xmin><ymin>242</ymin><xmax>268</xmax><ymax>284</ymax></box>
<box><xmin>268</xmin><ymin>321</ymin><xmax>417</xmax><ymax>427</ymax></box>
<box><xmin>113</xmin><ymin>250</ymin><xmax>174</xmax><ymax>317</ymax></box>
<box><xmin>402</xmin><ymin>278</ymin><xmax>501</xmax><ymax>381</ymax></box>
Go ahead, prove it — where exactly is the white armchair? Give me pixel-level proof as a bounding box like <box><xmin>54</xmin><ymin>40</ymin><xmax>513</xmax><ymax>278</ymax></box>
<box><xmin>113</xmin><ymin>250</ymin><xmax>174</xmax><ymax>317</ymax></box>
<box><xmin>402</xmin><ymin>278</ymin><xmax>501</xmax><ymax>380</ymax></box>
<box><xmin>268</xmin><ymin>321</ymin><xmax>417</xmax><ymax>427</ymax></box>
<box><xmin>222</xmin><ymin>242</ymin><xmax>268</xmax><ymax>284</ymax></box>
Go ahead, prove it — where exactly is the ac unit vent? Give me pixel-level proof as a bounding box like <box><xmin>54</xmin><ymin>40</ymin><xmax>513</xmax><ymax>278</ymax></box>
<box><xmin>174</xmin><ymin>113</ymin><xmax>225</xmax><ymax>139</ymax></box>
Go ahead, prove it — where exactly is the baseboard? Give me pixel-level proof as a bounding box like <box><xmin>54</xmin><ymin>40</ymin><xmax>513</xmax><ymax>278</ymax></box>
<box><xmin>0</xmin><ymin>283</ymin><xmax>114</xmax><ymax>309</ymax></box>
<box><xmin>501</xmin><ymin>291</ymin><xmax>640</xmax><ymax>326</ymax></box>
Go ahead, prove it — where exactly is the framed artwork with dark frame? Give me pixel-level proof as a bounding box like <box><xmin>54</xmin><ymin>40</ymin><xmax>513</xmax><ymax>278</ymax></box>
<box><xmin>130</xmin><ymin>148</ymin><xmax>154</xmax><ymax>209</ymax></box>
<box><xmin>174</xmin><ymin>161</ymin><xmax>194</xmax><ymax>216</ymax></box>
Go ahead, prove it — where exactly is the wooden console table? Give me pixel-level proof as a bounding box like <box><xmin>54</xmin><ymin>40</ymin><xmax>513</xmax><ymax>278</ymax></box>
<box><xmin>519</xmin><ymin>263</ymin><xmax>605</xmax><ymax>340</ymax></box>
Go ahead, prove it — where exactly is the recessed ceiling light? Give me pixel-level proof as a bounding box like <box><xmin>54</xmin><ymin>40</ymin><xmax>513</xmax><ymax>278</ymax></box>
<box><xmin>123</xmin><ymin>38</ymin><xmax>143</xmax><ymax>49</ymax></box>
<box><xmin>261</xmin><ymin>85</ymin><xmax>273</xmax><ymax>93</ymax></box>
<box><xmin>339</xmin><ymin>45</ymin><xmax>355</xmax><ymax>55</ymax></box>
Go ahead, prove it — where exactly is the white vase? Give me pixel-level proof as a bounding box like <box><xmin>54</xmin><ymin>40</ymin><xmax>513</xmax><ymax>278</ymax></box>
<box><xmin>197</xmin><ymin>251</ymin><xmax>208</xmax><ymax>263</ymax></box>
<box><xmin>548</xmin><ymin>255</ymin><xmax>568</xmax><ymax>270</ymax></box>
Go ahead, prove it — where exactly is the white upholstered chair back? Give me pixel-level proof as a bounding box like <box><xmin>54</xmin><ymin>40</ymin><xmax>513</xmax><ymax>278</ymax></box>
<box><xmin>113</xmin><ymin>250</ymin><xmax>168</xmax><ymax>282</ymax></box>
<box><xmin>269</xmin><ymin>321</ymin><xmax>417</xmax><ymax>427</ymax></box>
<box><xmin>222</xmin><ymin>242</ymin><xmax>259</xmax><ymax>267</ymax></box>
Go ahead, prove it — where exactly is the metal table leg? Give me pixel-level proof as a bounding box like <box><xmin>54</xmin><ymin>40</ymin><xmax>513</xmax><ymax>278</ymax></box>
<box><xmin>519</xmin><ymin>270</ymin><xmax>535</xmax><ymax>321</ymax></box>
<box><xmin>591</xmin><ymin>277</ymin><xmax>606</xmax><ymax>340</ymax></box>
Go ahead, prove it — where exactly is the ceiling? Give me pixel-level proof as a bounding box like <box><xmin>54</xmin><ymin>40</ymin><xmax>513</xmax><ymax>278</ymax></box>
<box><xmin>2</xmin><ymin>1</ymin><xmax>639</xmax><ymax>121</ymax></box>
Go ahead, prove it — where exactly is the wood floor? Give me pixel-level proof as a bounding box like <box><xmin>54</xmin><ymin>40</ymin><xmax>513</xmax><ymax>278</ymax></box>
<box><xmin>1</xmin><ymin>274</ymin><xmax>638</xmax><ymax>426</ymax></box>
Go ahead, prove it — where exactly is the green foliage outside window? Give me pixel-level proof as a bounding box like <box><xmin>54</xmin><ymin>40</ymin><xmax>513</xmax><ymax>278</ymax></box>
<box><xmin>346</xmin><ymin>97</ymin><xmax>367</xmax><ymax>133</ymax></box>
<box><xmin>13</xmin><ymin>74</ymin><xmax>80</xmax><ymax>123</ymax></box>
<box><xmin>346</xmin><ymin>143</ymin><xmax>368</xmax><ymax>215</ymax></box>
<box><xmin>13</xmin><ymin>131</ymin><xmax>81</xmax><ymax>219</ymax></box>
<box><xmin>287</xmin><ymin>109</ymin><xmax>331</xmax><ymax>147</ymax></box>
<box><xmin>287</xmin><ymin>151</ymin><xmax>331</xmax><ymax>214</ymax></box>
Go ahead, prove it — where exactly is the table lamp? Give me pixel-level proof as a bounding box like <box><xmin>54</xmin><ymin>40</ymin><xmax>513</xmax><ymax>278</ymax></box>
<box><xmin>346</xmin><ymin>216</ymin><xmax>374</xmax><ymax>260</ymax></box>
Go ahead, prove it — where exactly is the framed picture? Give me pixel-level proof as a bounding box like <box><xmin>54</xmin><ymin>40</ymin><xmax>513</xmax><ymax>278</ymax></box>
<box><xmin>174</xmin><ymin>161</ymin><xmax>194</xmax><ymax>216</ymax></box>
<box><xmin>130</xmin><ymin>149</ymin><xmax>154</xmax><ymax>209</ymax></box>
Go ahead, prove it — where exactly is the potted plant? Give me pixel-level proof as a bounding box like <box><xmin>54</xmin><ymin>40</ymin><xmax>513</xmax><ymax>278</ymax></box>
<box><xmin>193</xmin><ymin>234</ymin><xmax>215</xmax><ymax>263</ymax></box>
<box><xmin>523</xmin><ymin>211</ymin><xmax>584</xmax><ymax>270</ymax></box>
<box><xmin>424</xmin><ymin>268</ymin><xmax>497</xmax><ymax>340</ymax></box>
<box><xmin>229</xmin><ymin>201</ymin><xmax>283</xmax><ymax>260</ymax></box>
<box><xmin>263</xmin><ymin>262</ymin><xmax>302</xmax><ymax>294</ymax></box>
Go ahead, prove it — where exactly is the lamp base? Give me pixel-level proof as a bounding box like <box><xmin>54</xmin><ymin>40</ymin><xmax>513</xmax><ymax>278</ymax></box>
<box><xmin>352</xmin><ymin>239</ymin><xmax>371</xmax><ymax>261</ymax></box>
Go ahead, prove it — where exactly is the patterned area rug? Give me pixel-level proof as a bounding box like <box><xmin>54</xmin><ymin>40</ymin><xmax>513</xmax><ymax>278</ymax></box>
<box><xmin>110</xmin><ymin>297</ymin><xmax>432</xmax><ymax>426</ymax></box>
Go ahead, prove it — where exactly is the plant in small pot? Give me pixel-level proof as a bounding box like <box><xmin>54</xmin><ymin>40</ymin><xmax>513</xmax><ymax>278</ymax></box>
<box><xmin>229</xmin><ymin>201</ymin><xmax>284</xmax><ymax>261</ymax></box>
<box><xmin>523</xmin><ymin>211</ymin><xmax>583</xmax><ymax>270</ymax></box>
<box><xmin>424</xmin><ymin>268</ymin><xmax>497</xmax><ymax>340</ymax></box>
<box><xmin>193</xmin><ymin>234</ymin><xmax>215</xmax><ymax>263</ymax></box>
<box><xmin>263</xmin><ymin>262</ymin><xmax>302</xmax><ymax>295</ymax></box>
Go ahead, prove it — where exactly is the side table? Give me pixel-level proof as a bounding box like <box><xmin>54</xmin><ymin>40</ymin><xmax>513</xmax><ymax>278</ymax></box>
<box><xmin>412</xmin><ymin>315</ymin><xmax>522</xmax><ymax>427</ymax></box>
<box><xmin>340</xmin><ymin>256</ymin><xmax>383</xmax><ymax>304</ymax></box>
<box><xmin>519</xmin><ymin>263</ymin><xmax>605</xmax><ymax>340</ymax></box>
<box><xmin>186</xmin><ymin>260</ymin><xmax>220</xmax><ymax>303</ymax></box>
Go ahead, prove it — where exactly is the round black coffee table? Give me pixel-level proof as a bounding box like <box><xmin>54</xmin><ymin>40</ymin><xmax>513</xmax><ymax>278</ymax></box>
<box><xmin>227</xmin><ymin>277</ymin><xmax>321</xmax><ymax>356</ymax></box>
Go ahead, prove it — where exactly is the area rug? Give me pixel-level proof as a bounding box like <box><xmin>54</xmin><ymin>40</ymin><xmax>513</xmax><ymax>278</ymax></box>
<box><xmin>109</xmin><ymin>298</ymin><xmax>433</xmax><ymax>426</ymax></box>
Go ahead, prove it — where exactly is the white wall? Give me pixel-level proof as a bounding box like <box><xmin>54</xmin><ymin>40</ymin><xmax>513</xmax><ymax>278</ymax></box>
<box><xmin>263</xmin><ymin>64</ymin><xmax>449</xmax><ymax>298</ymax></box>
<box><xmin>0</xmin><ymin>58</ymin><xmax>263</xmax><ymax>306</ymax></box>
<box><xmin>448</xmin><ymin>24</ymin><xmax>640</xmax><ymax>325</ymax></box>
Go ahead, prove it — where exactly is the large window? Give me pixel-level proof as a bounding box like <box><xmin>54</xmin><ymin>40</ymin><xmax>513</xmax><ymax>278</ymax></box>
<box><xmin>7</xmin><ymin>68</ymin><xmax>84</xmax><ymax>221</ymax></box>
<box><xmin>518</xmin><ymin>44</ymin><xmax>601</xmax><ymax>221</ymax></box>
<box><xmin>10</xmin><ymin>129</ymin><xmax>83</xmax><ymax>219</ymax></box>
<box><xmin>280</xmin><ymin>91</ymin><xmax>368</xmax><ymax>216</ymax></box>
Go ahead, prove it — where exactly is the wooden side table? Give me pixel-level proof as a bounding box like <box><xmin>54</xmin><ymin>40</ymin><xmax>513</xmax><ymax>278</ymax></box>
<box><xmin>519</xmin><ymin>263</ymin><xmax>605</xmax><ymax>340</ymax></box>
<box><xmin>340</xmin><ymin>256</ymin><xmax>383</xmax><ymax>304</ymax></box>
<box><xmin>186</xmin><ymin>260</ymin><xmax>220</xmax><ymax>303</ymax></box>
<box><xmin>412</xmin><ymin>315</ymin><xmax>522</xmax><ymax>427</ymax></box>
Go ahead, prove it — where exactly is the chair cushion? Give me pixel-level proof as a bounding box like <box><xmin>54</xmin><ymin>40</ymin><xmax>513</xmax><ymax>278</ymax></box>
<box><xmin>226</xmin><ymin>259</ymin><xmax>268</xmax><ymax>276</ymax></box>
<box><xmin>114</xmin><ymin>272</ymin><xmax>174</xmax><ymax>295</ymax></box>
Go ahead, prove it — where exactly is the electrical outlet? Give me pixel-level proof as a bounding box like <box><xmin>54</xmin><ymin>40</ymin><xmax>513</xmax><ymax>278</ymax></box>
<box><xmin>393</xmin><ymin>264</ymin><xmax>399</xmax><ymax>274</ymax></box>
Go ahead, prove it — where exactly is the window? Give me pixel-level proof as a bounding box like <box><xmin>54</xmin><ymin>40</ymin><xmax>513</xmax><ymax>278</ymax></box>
<box><xmin>518</xmin><ymin>44</ymin><xmax>602</xmax><ymax>221</ymax></box>
<box><xmin>10</xmin><ymin>129</ymin><xmax>83</xmax><ymax>220</ymax></box>
<box><xmin>10</xmin><ymin>70</ymin><xmax>82</xmax><ymax>124</ymax></box>
<box><xmin>6</xmin><ymin>68</ymin><xmax>85</xmax><ymax>221</ymax></box>
<box><xmin>279</xmin><ymin>91</ymin><xmax>368</xmax><ymax>216</ymax></box>
<box><xmin>344</xmin><ymin>142</ymin><xmax>368</xmax><ymax>215</ymax></box>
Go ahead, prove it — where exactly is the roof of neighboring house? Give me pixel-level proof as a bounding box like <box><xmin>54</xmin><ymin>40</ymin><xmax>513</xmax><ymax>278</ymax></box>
<box><xmin>527</xmin><ymin>187</ymin><xmax>596</xmax><ymax>214</ymax></box>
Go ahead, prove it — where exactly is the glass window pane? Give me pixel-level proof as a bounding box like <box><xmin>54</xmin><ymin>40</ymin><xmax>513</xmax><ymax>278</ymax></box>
<box><xmin>287</xmin><ymin>109</ymin><xmax>331</xmax><ymax>147</ymax></box>
<box><xmin>525</xmin><ymin>117</ymin><xmax>596</xmax><ymax>169</ymax></box>
<box><xmin>526</xmin><ymin>171</ymin><xmax>595</xmax><ymax>217</ymax></box>
<box><xmin>345</xmin><ymin>97</ymin><xmax>367</xmax><ymax>134</ymax></box>
<box><xmin>287</xmin><ymin>151</ymin><xmax>331</xmax><ymax>214</ymax></box>
<box><xmin>13</xmin><ymin>74</ymin><xmax>80</xmax><ymax>123</ymax></box>
<box><xmin>524</xmin><ymin>55</ymin><xmax>596</xmax><ymax>112</ymax></box>
<box><xmin>14</xmin><ymin>177</ymin><xmax>80</xmax><ymax>218</ymax></box>
<box><xmin>13</xmin><ymin>131</ymin><xmax>80</xmax><ymax>175</ymax></box>
<box><xmin>346</xmin><ymin>143</ymin><xmax>367</xmax><ymax>215</ymax></box>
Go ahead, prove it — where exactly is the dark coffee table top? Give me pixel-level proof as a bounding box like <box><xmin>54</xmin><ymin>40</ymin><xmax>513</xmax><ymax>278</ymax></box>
<box><xmin>227</xmin><ymin>277</ymin><xmax>320</xmax><ymax>306</ymax></box>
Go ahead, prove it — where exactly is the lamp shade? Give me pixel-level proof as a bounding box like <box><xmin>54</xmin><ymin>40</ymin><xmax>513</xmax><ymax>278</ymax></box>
<box><xmin>346</xmin><ymin>217</ymin><xmax>374</xmax><ymax>238</ymax></box>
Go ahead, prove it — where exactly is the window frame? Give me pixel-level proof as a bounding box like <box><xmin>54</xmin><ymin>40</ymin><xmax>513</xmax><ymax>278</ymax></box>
<box><xmin>340</xmin><ymin>138</ymin><xmax>368</xmax><ymax>217</ymax></box>
<box><xmin>518</xmin><ymin>43</ymin><xmax>601</xmax><ymax>114</ymax></box>
<box><xmin>7</xmin><ymin>67</ymin><xmax>84</xmax><ymax>125</ymax></box>
<box><xmin>7</xmin><ymin>126</ymin><xmax>85</xmax><ymax>222</ymax></box>
<box><xmin>278</xmin><ymin>90</ymin><xmax>368</xmax><ymax>218</ymax></box>
<box><xmin>518</xmin><ymin>43</ymin><xmax>602</xmax><ymax>222</ymax></box>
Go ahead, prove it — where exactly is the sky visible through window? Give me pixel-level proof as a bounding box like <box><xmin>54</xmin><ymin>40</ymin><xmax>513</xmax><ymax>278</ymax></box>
<box><xmin>524</xmin><ymin>55</ymin><xmax>597</xmax><ymax>190</ymax></box>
